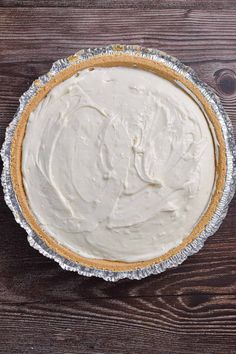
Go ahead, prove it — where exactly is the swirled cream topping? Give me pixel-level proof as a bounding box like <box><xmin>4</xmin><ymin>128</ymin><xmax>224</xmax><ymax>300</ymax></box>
<box><xmin>22</xmin><ymin>67</ymin><xmax>215</xmax><ymax>262</ymax></box>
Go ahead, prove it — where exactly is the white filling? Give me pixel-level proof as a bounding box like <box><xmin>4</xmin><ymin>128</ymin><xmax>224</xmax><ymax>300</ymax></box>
<box><xmin>22</xmin><ymin>67</ymin><xmax>215</xmax><ymax>262</ymax></box>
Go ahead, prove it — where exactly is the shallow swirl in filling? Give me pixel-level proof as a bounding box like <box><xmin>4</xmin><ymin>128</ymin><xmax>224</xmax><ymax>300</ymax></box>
<box><xmin>22</xmin><ymin>67</ymin><xmax>215</xmax><ymax>262</ymax></box>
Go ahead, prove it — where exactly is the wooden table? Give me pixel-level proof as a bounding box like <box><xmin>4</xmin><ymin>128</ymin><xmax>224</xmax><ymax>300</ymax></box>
<box><xmin>0</xmin><ymin>1</ymin><xmax>236</xmax><ymax>353</ymax></box>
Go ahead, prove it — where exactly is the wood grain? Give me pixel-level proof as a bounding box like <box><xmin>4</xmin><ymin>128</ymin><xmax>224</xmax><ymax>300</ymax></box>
<box><xmin>0</xmin><ymin>295</ymin><xmax>236</xmax><ymax>354</ymax></box>
<box><xmin>0</xmin><ymin>0</ymin><xmax>236</xmax><ymax>10</ymax></box>
<box><xmin>1</xmin><ymin>8</ymin><xmax>236</xmax><ymax>64</ymax></box>
<box><xmin>0</xmin><ymin>2</ymin><xmax>236</xmax><ymax>354</ymax></box>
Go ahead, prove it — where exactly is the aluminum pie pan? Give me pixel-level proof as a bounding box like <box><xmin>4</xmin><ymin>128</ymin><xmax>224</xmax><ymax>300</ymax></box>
<box><xmin>1</xmin><ymin>44</ymin><xmax>236</xmax><ymax>281</ymax></box>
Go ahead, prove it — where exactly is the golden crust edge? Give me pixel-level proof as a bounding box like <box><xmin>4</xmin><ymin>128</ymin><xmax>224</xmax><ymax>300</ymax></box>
<box><xmin>10</xmin><ymin>54</ymin><xmax>227</xmax><ymax>272</ymax></box>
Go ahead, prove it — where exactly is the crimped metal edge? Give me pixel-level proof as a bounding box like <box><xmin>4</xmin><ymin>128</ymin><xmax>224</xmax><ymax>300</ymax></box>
<box><xmin>1</xmin><ymin>44</ymin><xmax>236</xmax><ymax>281</ymax></box>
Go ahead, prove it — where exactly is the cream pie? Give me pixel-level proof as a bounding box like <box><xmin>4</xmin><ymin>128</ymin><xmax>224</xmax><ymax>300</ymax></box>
<box><xmin>10</xmin><ymin>53</ymin><xmax>226</xmax><ymax>271</ymax></box>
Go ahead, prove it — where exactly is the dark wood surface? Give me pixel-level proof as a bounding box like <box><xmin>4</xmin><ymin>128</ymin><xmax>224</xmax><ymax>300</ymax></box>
<box><xmin>0</xmin><ymin>2</ymin><xmax>236</xmax><ymax>353</ymax></box>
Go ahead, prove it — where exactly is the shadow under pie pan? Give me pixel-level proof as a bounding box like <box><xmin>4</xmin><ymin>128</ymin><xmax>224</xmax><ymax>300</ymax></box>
<box><xmin>1</xmin><ymin>45</ymin><xmax>236</xmax><ymax>281</ymax></box>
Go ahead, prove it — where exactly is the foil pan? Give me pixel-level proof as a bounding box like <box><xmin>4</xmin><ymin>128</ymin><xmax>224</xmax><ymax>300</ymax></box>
<box><xmin>1</xmin><ymin>45</ymin><xmax>236</xmax><ymax>281</ymax></box>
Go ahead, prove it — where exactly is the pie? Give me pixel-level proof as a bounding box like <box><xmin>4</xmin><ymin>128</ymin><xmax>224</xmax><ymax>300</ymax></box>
<box><xmin>10</xmin><ymin>52</ymin><xmax>226</xmax><ymax>271</ymax></box>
